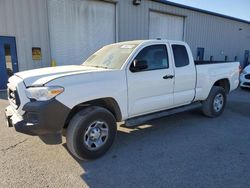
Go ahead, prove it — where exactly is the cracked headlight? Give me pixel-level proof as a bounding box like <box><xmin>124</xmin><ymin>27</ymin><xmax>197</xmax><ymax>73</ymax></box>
<box><xmin>26</xmin><ymin>86</ymin><xmax>64</xmax><ymax>101</ymax></box>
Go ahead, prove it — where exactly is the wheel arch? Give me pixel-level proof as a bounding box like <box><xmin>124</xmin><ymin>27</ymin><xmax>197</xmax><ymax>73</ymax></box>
<box><xmin>213</xmin><ymin>78</ymin><xmax>230</xmax><ymax>94</ymax></box>
<box><xmin>64</xmin><ymin>97</ymin><xmax>122</xmax><ymax>128</ymax></box>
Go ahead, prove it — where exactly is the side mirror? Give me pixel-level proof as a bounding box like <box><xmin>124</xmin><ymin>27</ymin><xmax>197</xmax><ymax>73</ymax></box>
<box><xmin>130</xmin><ymin>59</ymin><xmax>148</xmax><ymax>72</ymax></box>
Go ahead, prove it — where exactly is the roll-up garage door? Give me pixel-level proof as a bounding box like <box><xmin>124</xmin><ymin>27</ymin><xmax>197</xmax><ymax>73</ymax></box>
<box><xmin>48</xmin><ymin>0</ymin><xmax>116</xmax><ymax>65</ymax></box>
<box><xmin>149</xmin><ymin>11</ymin><xmax>184</xmax><ymax>41</ymax></box>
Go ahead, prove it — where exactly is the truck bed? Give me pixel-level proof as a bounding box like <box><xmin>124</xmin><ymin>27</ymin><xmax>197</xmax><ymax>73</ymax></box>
<box><xmin>194</xmin><ymin>61</ymin><xmax>239</xmax><ymax>101</ymax></box>
<box><xmin>195</xmin><ymin>61</ymin><xmax>235</xmax><ymax>65</ymax></box>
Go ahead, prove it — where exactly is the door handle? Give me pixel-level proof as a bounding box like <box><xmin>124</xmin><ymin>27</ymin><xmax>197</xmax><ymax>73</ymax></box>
<box><xmin>163</xmin><ymin>75</ymin><xmax>174</xmax><ymax>79</ymax></box>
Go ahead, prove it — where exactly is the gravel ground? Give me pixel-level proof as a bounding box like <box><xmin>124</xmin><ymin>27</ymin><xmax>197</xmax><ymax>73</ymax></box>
<box><xmin>0</xmin><ymin>88</ymin><xmax>250</xmax><ymax>188</ymax></box>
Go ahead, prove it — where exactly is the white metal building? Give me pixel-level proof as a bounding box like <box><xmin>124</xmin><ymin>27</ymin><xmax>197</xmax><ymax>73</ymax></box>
<box><xmin>0</xmin><ymin>0</ymin><xmax>250</xmax><ymax>89</ymax></box>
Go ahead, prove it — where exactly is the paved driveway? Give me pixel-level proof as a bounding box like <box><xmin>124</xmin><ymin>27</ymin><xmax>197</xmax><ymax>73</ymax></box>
<box><xmin>0</xmin><ymin>89</ymin><xmax>250</xmax><ymax>188</ymax></box>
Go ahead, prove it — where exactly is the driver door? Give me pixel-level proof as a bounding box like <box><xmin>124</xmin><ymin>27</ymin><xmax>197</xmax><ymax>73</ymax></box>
<box><xmin>126</xmin><ymin>44</ymin><xmax>174</xmax><ymax>117</ymax></box>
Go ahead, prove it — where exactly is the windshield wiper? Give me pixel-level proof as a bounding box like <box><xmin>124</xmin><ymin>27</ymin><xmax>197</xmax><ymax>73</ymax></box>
<box><xmin>82</xmin><ymin>64</ymin><xmax>110</xmax><ymax>69</ymax></box>
<box><xmin>92</xmin><ymin>65</ymin><xmax>109</xmax><ymax>69</ymax></box>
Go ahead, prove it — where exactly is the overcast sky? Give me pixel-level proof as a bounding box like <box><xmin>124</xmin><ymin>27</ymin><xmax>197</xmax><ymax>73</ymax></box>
<box><xmin>167</xmin><ymin>0</ymin><xmax>250</xmax><ymax>21</ymax></box>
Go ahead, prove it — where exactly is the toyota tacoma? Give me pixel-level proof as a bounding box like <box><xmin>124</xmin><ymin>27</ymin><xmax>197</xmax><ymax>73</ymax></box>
<box><xmin>5</xmin><ymin>40</ymin><xmax>239</xmax><ymax>160</ymax></box>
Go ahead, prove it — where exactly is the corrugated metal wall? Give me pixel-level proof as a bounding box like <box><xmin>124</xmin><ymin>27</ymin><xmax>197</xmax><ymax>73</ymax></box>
<box><xmin>0</xmin><ymin>0</ymin><xmax>249</xmax><ymax>71</ymax></box>
<box><xmin>0</xmin><ymin>0</ymin><xmax>51</xmax><ymax>71</ymax></box>
<box><xmin>117</xmin><ymin>0</ymin><xmax>250</xmax><ymax>64</ymax></box>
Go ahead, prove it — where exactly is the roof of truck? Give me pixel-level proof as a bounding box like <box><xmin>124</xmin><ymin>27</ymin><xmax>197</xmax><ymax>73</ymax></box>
<box><xmin>115</xmin><ymin>39</ymin><xmax>185</xmax><ymax>45</ymax></box>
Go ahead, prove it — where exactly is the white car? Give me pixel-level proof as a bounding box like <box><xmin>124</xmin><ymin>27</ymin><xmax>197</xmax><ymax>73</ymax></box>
<box><xmin>240</xmin><ymin>65</ymin><xmax>250</xmax><ymax>88</ymax></box>
<box><xmin>5</xmin><ymin>40</ymin><xmax>239</xmax><ymax>160</ymax></box>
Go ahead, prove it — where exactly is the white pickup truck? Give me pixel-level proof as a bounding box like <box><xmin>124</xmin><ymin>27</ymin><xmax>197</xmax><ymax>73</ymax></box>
<box><xmin>5</xmin><ymin>40</ymin><xmax>239</xmax><ymax>160</ymax></box>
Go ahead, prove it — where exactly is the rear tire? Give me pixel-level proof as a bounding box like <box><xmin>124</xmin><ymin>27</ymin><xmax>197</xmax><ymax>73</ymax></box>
<box><xmin>202</xmin><ymin>86</ymin><xmax>226</xmax><ymax>118</ymax></box>
<box><xmin>66</xmin><ymin>106</ymin><xmax>117</xmax><ymax>160</ymax></box>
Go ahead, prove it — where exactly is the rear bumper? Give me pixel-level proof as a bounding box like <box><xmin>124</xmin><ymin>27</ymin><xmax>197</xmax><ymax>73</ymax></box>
<box><xmin>5</xmin><ymin>99</ymin><xmax>70</xmax><ymax>136</ymax></box>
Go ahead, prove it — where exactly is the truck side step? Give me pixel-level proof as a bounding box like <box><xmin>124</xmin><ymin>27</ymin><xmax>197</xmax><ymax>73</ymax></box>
<box><xmin>124</xmin><ymin>102</ymin><xmax>202</xmax><ymax>127</ymax></box>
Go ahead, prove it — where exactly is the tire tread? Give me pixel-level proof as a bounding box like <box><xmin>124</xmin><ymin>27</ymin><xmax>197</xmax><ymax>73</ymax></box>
<box><xmin>202</xmin><ymin>86</ymin><xmax>226</xmax><ymax>118</ymax></box>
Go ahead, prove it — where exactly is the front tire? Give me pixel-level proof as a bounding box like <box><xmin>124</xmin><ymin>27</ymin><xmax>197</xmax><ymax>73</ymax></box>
<box><xmin>66</xmin><ymin>106</ymin><xmax>117</xmax><ymax>160</ymax></box>
<box><xmin>202</xmin><ymin>86</ymin><xmax>226</xmax><ymax>118</ymax></box>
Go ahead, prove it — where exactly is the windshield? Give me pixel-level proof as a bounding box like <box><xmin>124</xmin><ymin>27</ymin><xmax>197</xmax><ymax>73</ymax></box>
<box><xmin>82</xmin><ymin>43</ymin><xmax>138</xmax><ymax>69</ymax></box>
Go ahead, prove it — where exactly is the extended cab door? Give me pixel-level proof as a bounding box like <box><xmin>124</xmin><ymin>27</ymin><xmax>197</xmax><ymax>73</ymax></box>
<box><xmin>170</xmin><ymin>42</ymin><xmax>196</xmax><ymax>106</ymax></box>
<box><xmin>126</xmin><ymin>43</ymin><xmax>174</xmax><ymax>117</ymax></box>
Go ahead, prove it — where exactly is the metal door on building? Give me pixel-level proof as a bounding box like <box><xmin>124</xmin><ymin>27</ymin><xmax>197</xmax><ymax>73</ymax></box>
<box><xmin>0</xmin><ymin>36</ymin><xmax>18</xmax><ymax>90</ymax></box>
<box><xmin>196</xmin><ymin>48</ymin><xmax>204</xmax><ymax>61</ymax></box>
<box><xmin>48</xmin><ymin>0</ymin><xmax>116</xmax><ymax>66</ymax></box>
<box><xmin>149</xmin><ymin>11</ymin><xmax>185</xmax><ymax>41</ymax></box>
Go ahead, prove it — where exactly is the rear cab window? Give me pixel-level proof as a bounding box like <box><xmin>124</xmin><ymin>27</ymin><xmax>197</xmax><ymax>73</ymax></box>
<box><xmin>172</xmin><ymin>45</ymin><xmax>189</xmax><ymax>67</ymax></box>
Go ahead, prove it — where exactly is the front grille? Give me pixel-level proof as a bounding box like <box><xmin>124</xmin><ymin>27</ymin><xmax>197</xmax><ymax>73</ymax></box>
<box><xmin>243</xmin><ymin>82</ymin><xmax>250</xmax><ymax>86</ymax></box>
<box><xmin>8</xmin><ymin>88</ymin><xmax>20</xmax><ymax>108</ymax></box>
<box><xmin>245</xmin><ymin>74</ymin><xmax>250</xmax><ymax>80</ymax></box>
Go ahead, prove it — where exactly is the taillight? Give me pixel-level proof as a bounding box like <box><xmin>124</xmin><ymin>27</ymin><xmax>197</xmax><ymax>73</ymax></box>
<box><xmin>239</xmin><ymin>65</ymin><xmax>243</xmax><ymax>74</ymax></box>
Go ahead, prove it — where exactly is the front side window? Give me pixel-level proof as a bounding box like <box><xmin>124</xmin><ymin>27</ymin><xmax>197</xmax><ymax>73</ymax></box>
<box><xmin>172</xmin><ymin>45</ymin><xmax>189</xmax><ymax>67</ymax></box>
<box><xmin>131</xmin><ymin>45</ymin><xmax>169</xmax><ymax>71</ymax></box>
